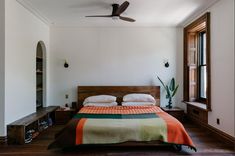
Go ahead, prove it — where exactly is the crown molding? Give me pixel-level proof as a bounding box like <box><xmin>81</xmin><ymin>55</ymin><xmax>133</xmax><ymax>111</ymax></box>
<box><xmin>16</xmin><ymin>0</ymin><xmax>52</xmax><ymax>26</ymax></box>
<box><xmin>180</xmin><ymin>0</ymin><xmax>220</xmax><ymax>27</ymax></box>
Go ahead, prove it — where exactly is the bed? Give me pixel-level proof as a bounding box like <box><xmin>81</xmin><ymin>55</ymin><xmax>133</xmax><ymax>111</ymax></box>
<box><xmin>48</xmin><ymin>86</ymin><xmax>196</xmax><ymax>151</ymax></box>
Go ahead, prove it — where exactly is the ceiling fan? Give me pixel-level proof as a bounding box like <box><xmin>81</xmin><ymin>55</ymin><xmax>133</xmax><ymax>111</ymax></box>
<box><xmin>85</xmin><ymin>1</ymin><xmax>135</xmax><ymax>22</ymax></box>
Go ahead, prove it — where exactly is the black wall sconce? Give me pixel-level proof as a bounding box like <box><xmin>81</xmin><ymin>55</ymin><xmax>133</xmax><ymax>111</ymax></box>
<box><xmin>64</xmin><ymin>60</ymin><xmax>69</xmax><ymax>68</ymax></box>
<box><xmin>164</xmin><ymin>59</ymin><xmax>169</xmax><ymax>68</ymax></box>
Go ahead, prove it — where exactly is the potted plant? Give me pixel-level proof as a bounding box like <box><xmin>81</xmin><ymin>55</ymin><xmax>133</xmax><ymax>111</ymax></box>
<box><xmin>157</xmin><ymin>76</ymin><xmax>179</xmax><ymax>109</ymax></box>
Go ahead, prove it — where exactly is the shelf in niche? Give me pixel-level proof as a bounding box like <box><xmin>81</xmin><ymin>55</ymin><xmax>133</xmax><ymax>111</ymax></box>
<box><xmin>36</xmin><ymin>104</ymin><xmax>42</xmax><ymax>108</ymax></box>
<box><xmin>36</xmin><ymin>71</ymin><xmax>43</xmax><ymax>74</ymax></box>
<box><xmin>37</xmin><ymin>88</ymin><xmax>43</xmax><ymax>91</ymax></box>
<box><xmin>36</xmin><ymin>42</ymin><xmax>44</xmax><ymax>110</ymax></box>
<box><xmin>36</xmin><ymin>56</ymin><xmax>43</xmax><ymax>62</ymax></box>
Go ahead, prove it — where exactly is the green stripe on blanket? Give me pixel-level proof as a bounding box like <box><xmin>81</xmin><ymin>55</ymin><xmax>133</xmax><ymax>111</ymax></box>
<box><xmin>74</xmin><ymin>113</ymin><xmax>158</xmax><ymax>119</ymax></box>
<box><xmin>82</xmin><ymin>118</ymin><xmax>167</xmax><ymax>144</ymax></box>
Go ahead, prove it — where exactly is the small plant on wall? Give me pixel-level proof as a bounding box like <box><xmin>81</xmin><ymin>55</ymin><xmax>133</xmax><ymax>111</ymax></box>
<box><xmin>157</xmin><ymin>76</ymin><xmax>179</xmax><ymax>109</ymax></box>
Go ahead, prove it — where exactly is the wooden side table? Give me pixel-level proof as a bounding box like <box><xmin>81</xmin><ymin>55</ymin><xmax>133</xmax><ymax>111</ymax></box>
<box><xmin>55</xmin><ymin>108</ymin><xmax>76</xmax><ymax>125</ymax></box>
<box><xmin>161</xmin><ymin>107</ymin><xmax>185</xmax><ymax>122</ymax></box>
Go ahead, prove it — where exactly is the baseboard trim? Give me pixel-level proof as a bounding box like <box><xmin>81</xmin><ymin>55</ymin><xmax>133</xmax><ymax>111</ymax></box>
<box><xmin>187</xmin><ymin>116</ymin><xmax>235</xmax><ymax>146</ymax></box>
<box><xmin>0</xmin><ymin>136</ymin><xmax>7</xmax><ymax>144</ymax></box>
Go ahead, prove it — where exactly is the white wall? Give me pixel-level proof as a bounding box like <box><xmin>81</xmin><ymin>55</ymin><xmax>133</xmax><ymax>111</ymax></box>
<box><xmin>184</xmin><ymin>0</ymin><xmax>234</xmax><ymax>137</ymax></box>
<box><xmin>208</xmin><ymin>0</ymin><xmax>234</xmax><ymax>137</ymax></box>
<box><xmin>4</xmin><ymin>0</ymin><xmax>50</xmax><ymax>133</ymax></box>
<box><xmin>49</xmin><ymin>27</ymin><xmax>183</xmax><ymax>107</ymax></box>
<box><xmin>0</xmin><ymin>0</ymin><xmax>5</xmax><ymax>136</ymax></box>
<box><xmin>49</xmin><ymin>0</ymin><xmax>234</xmax><ymax>138</ymax></box>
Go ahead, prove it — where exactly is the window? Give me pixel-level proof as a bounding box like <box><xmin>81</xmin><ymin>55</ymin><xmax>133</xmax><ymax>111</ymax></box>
<box><xmin>199</xmin><ymin>32</ymin><xmax>207</xmax><ymax>99</ymax></box>
<box><xmin>183</xmin><ymin>13</ymin><xmax>211</xmax><ymax>110</ymax></box>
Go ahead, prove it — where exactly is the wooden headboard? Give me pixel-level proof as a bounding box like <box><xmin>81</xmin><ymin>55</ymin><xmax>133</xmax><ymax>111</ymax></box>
<box><xmin>77</xmin><ymin>86</ymin><xmax>160</xmax><ymax>108</ymax></box>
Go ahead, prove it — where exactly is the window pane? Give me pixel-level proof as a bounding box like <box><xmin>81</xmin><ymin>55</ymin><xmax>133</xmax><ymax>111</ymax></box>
<box><xmin>199</xmin><ymin>32</ymin><xmax>206</xmax><ymax>65</ymax></box>
<box><xmin>203</xmin><ymin>33</ymin><xmax>206</xmax><ymax>64</ymax></box>
<box><xmin>200</xmin><ymin>66</ymin><xmax>207</xmax><ymax>98</ymax></box>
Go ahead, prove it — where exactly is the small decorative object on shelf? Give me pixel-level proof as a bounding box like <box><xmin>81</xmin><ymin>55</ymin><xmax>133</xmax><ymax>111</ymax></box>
<box><xmin>157</xmin><ymin>76</ymin><xmax>179</xmax><ymax>109</ymax></box>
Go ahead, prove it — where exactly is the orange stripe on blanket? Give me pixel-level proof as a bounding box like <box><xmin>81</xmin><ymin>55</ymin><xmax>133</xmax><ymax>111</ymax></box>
<box><xmin>75</xmin><ymin>118</ymin><xmax>87</xmax><ymax>145</ymax></box>
<box><xmin>158</xmin><ymin>112</ymin><xmax>195</xmax><ymax>147</ymax></box>
<box><xmin>79</xmin><ymin>106</ymin><xmax>163</xmax><ymax>114</ymax></box>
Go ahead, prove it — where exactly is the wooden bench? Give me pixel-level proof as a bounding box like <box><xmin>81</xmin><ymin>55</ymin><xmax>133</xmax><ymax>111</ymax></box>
<box><xmin>7</xmin><ymin>106</ymin><xmax>59</xmax><ymax>144</ymax></box>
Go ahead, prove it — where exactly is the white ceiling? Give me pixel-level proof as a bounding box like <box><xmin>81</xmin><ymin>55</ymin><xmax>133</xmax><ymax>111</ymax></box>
<box><xmin>17</xmin><ymin>0</ymin><xmax>218</xmax><ymax>27</ymax></box>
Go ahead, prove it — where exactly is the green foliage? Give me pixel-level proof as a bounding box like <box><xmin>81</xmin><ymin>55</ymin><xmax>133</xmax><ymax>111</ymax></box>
<box><xmin>169</xmin><ymin>78</ymin><xmax>175</xmax><ymax>91</ymax></box>
<box><xmin>157</xmin><ymin>76</ymin><xmax>179</xmax><ymax>99</ymax></box>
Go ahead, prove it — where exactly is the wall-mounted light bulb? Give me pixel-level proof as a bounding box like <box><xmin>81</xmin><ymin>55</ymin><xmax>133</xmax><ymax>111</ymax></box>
<box><xmin>164</xmin><ymin>59</ymin><xmax>169</xmax><ymax>68</ymax></box>
<box><xmin>64</xmin><ymin>60</ymin><xmax>69</xmax><ymax>68</ymax></box>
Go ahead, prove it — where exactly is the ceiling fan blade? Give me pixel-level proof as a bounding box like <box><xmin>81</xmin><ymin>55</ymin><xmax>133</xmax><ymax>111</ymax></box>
<box><xmin>119</xmin><ymin>16</ymin><xmax>135</xmax><ymax>22</ymax></box>
<box><xmin>85</xmin><ymin>15</ymin><xmax>112</xmax><ymax>17</ymax></box>
<box><xmin>115</xmin><ymin>1</ymin><xmax>129</xmax><ymax>15</ymax></box>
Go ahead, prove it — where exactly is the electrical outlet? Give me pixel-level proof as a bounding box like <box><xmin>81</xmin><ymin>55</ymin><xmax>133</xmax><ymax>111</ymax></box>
<box><xmin>216</xmin><ymin>118</ymin><xmax>220</xmax><ymax>125</ymax></box>
<box><xmin>65</xmin><ymin>94</ymin><xmax>69</xmax><ymax>99</ymax></box>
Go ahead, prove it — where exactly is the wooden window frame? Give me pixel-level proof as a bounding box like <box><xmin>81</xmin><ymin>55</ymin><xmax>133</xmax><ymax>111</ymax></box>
<box><xmin>183</xmin><ymin>12</ymin><xmax>211</xmax><ymax>111</ymax></box>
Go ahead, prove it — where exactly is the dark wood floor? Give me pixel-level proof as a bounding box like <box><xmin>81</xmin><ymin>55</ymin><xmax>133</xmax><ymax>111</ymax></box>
<box><xmin>0</xmin><ymin>122</ymin><xmax>234</xmax><ymax>156</ymax></box>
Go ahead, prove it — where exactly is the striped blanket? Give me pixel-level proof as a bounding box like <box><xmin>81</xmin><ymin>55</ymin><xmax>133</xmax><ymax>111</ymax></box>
<box><xmin>49</xmin><ymin>106</ymin><xmax>196</xmax><ymax>151</ymax></box>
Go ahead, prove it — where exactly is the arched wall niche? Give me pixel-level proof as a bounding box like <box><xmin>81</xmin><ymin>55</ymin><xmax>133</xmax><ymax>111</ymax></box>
<box><xmin>36</xmin><ymin>41</ymin><xmax>47</xmax><ymax>109</ymax></box>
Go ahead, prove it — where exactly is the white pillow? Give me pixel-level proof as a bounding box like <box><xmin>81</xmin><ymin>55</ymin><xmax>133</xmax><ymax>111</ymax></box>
<box><xmin>122</xmin><ymin>102</ymin><xmax>155</xmax><ymax>106</ymax></box>
<box><xmin>83</xmin><ymin>95</ymin><xmax>116</xmax><ymax>104</ymax></box>
<box><xmin>123</xmin><ymin>93</ymin><xmax>156</xmax><ymax>103</ymax></box>
<box><xmin>83</xmin><ymin>102</ymin><xmax>118</xmax><ymax>107</ymax></box>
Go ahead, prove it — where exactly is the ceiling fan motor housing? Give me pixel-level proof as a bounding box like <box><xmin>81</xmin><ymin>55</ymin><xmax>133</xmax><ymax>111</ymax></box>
<box><xmin>112</xmin><ymin>4</ymin><xmax>119</xmax><ymax>16</ymax></box>
<box><xmin>85</xmin><ymin>1</ymin><xmax>135</xmax><ymax>22</ymax></box>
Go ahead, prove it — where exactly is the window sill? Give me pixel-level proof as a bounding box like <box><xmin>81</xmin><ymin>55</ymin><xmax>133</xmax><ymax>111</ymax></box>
<box><xmin>183</xmin><ymin>101</ymin><xmax>211</xmax><ymax>111</ymax></box>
